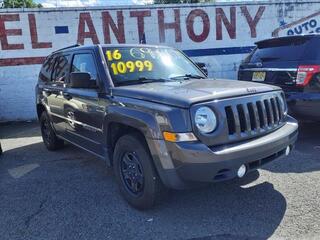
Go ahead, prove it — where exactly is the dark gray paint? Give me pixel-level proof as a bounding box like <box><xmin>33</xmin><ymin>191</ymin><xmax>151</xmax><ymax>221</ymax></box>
<box><xmin>36</xmin><ymin>44</ymin><xmax>298</xmax><ymax>189</ymax></box>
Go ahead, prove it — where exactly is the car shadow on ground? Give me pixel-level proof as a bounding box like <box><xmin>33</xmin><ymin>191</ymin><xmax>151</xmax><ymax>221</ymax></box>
<box><xmin>0</xmin><ymin>121</ymin><xmax>40</xmax><ymax>139</ymax></box>
<box><xmin>0</xmin><ymin>139</ymin><xmax>287</xmax><ymax>240</ymax></box>
<box><xmin>262</xmin><ymin>121</ymin><xmax>320</xmax><ymax>174</ymax></box>
<box><xmin>161</xmin><ymin>180</ymin><xmax>285</xmax><ymax>240</ymax></box>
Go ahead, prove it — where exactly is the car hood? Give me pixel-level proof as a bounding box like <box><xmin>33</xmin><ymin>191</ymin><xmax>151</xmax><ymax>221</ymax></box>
<box><xmin>112</xmin><ymin>79</ymin><xmax>281</xmax><ymax>108</ymax></box>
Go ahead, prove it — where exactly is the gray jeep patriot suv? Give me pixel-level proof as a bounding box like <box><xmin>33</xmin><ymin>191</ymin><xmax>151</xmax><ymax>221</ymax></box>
<box><xmin>36</xmin><ymin>44</ymin><xmax>298</xmax><ymax>209</ymax></box>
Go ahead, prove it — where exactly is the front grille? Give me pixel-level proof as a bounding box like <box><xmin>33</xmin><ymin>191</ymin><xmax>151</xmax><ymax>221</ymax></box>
<box><xmin>224</xmin><ymin>95</ymin><xmax>284</xmax><ymax>137</ymax></box>
<box><xmin>193</xmin><ymin>91</ymin><xmax>286</xmax><ymax>147</ymax></box>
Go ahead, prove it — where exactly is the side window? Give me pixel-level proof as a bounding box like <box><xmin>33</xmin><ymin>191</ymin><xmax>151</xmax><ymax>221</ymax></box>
<box><xmin>52</xmin><ymin>55</ymin><xmax>70</xmax><ymax>82</ymax></box>
<box><xmin>39</xmin><ymin>55</ymin><xmax>55</xmax><ymax>82</ymax></box>
<box><xmin>71</xmin><ymin>53</ymin><xmax>98</xmax><ymax>81</ymax></box>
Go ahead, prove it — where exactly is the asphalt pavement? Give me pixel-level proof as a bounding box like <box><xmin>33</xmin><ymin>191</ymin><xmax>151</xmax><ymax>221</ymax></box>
<box><xmin>0</xmin><ymin>121</ymin><xmax>320</xmax><ymax>240</ymax></box>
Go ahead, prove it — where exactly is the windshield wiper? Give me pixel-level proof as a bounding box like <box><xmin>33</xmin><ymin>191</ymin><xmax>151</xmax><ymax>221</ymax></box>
<box><xmin>116</xmin><ymin>77</ymin><xmax>170</xmax><ymax>86</ymax></box>
<box><xmin>170</xmin><ymin>74</ymin><xmax>206</xmax><ymax>80</ymax></box>
<box><xmin>138</xmin><ymin>77</ymin><xmax>170</xmax><ymax>83</ymax></box>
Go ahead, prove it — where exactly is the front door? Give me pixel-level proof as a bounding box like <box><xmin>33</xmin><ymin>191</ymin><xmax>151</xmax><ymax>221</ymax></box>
<box><xmin>62</xmin><ymin>52</ymin><xmax>105</xmax><ymax>156</ymax></box>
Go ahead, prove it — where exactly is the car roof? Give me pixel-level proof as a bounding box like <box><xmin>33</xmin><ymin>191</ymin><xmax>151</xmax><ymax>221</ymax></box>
<box><xmin>52</xmin><ymin>43</ymin><xmax>173</xmax><ymax>55</ymax></box>
<box><xmin>255</xmin><ymin>34</ymin><xmax>320</xmax><ymax>45</ymax></box>
<box><xmin>100</xmin><ymin>44</ymin><xmax>173</xmax><ymax>49</ymax></box>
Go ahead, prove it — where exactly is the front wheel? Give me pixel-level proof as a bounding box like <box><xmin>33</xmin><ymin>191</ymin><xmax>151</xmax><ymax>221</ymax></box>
<box><xmin>40</xmin><ymin>111</ymin><xmax>64</xmax><ymax>151</ymax></box>
<box><xmin>113</xmin><ymin>133</ymin><xmax>164</xmax><ymax>209</ymax></box>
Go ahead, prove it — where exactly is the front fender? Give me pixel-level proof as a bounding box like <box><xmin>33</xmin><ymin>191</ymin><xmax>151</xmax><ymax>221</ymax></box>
<box><xmin>101</xmin><ymin>97</ymin><xmax>192</xmax><ymax>187</ymax></box>
<box><xmin>102</xmin><ymin>96</ymin><xmax>192</xmax><ymax>140</ymax></box>
<box><xmin>103</xmin><ymin>105</ymin><xmax>162</xmax><ymax>140</ymax></box>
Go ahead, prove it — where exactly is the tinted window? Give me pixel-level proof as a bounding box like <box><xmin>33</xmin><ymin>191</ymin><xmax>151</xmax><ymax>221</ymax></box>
<box><xmin>52</xmin><ymin>55</ymin><xmax>70</xmax><ymax>82</ymax></box>
<box><xmin>39</xmin><ymin>55</ymin><xmax>55</xmax><ymax>82</ymax></box>
<box><xmin>245</xmin><ymin>37</ymin><xmax>311</xmax><ymax>63</ymax></box>
<box><xmin>71</xmin><ymin>53</ymin><xmax>97</xmax><ymax>80</ymax></box>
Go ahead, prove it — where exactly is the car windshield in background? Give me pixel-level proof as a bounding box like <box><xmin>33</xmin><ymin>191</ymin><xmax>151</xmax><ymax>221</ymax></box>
<box><xmin>245</xmin><ymin>37</ymin><xmax>311</xmax><ymax>63</ymax></box>
<box><xmin>102</xmin><ymin>46</ymin><xmax>205</xmax><ymax>86</ymax></box>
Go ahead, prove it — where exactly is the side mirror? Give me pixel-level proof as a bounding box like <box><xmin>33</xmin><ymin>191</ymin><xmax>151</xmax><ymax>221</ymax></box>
<box><xmin>196</xmin><ymin>62</ymin><xmax>208</xmax><ymax>76</ymax></box>
<box><xmin>69</xmin><ymin>72</ymin><xmax>92</xmax><ymax>88</ymax></box>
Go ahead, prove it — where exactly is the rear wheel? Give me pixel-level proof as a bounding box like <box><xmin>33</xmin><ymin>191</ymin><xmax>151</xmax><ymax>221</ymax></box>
<box><xmin>40</xmin><ymin>111</ymin><xmax>64</xmax><ymax>151</ymax></box>
<box><xmin>113</xmin><ymin>133</ymin><xmax>164</xmax><ymax>209</ymax></box>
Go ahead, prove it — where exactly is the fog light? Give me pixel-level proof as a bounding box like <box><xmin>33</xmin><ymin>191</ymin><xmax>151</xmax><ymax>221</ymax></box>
<box><xmin>237</xmin><ymin>164</ymin><xmax>247</xmax><ymax>178</ymax></box>
<box><xmin>285</xmin><ymin>146</ymin><xmax>291</xmax><ymax>156</ymax></box>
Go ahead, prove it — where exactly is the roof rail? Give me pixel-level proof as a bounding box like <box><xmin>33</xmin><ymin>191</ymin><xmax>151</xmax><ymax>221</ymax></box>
<box><xmin>52</xmin><ymin>44</ymin><xmax>81</xmax><ymax>53</ymax></box>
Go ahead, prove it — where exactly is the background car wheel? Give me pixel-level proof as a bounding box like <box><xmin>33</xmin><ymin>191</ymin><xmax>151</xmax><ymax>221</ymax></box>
<box><xmin>40</xmin><ymin>111</ymin><xmax>64</xmax><ymax>151</ymax></box>
<box><xmin>113</xmin><ymin>133</ymin><xmax>165</xmax><ymax>210</ymax></box>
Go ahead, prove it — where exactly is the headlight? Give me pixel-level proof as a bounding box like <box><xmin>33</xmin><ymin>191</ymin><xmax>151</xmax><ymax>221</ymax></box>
<box><xmin>195</xmin><ymin>107</ymin><xmax>217</xmax><ymax>133</ymax></box>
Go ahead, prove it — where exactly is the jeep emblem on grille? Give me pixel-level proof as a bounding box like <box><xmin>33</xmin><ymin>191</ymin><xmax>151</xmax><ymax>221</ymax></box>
<box><xmin>247</xmin><ymin>88</ymin><xmax>257</xmax><ymax>93</ymax></box>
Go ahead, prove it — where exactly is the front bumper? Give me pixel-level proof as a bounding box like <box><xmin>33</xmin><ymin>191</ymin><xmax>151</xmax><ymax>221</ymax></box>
<box><xmin>147</xmin><ymin>116</ymin><xmax>298</xmax><ymax>189</ymax></box>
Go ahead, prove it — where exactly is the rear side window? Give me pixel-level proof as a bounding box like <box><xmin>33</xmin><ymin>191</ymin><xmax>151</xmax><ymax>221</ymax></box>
<box><xmin>39</xmin><ymin>55</ymin><xmax>55</xmax><ymax>82</ymax></box>
<box><xmin>52</xmin><ymin>55</ymin><xmax>70</xmax><ymax>82</ymax></box>
<box><xmin>71</xmin><ymin>53</ymin><xmax>97</xmax><ymax>81</ymax></box>
<box><xmin>245</xmin><ymin>37</ymin><xmax>312</xmax><ymax>63</ymax></box>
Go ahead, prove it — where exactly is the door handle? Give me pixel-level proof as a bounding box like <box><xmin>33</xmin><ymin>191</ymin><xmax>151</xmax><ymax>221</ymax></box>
<box><xmin>43</xmin><ymin>88</ymin><xmax>52</xmax><ymax>96</ymax></box>
<box><xmin>43</xmin><ymin>88</ymin><xmax>51</xmax><ymax>91</ymax></box>
<box><xmin>63</xmin><ymin>92</ymin><xmax>72</xmax><ymax>100</ymax></box>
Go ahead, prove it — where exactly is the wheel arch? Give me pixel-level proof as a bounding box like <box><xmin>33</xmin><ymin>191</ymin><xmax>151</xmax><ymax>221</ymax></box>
<box><xmin>103</xmin><ymin>110</ymin><xmax>161</xmax><ymax>166</ymax></box>
<box><xmin>36</xmin><ymin>103</ymin><xmax>46</xmax><ymax>120</ymax></box>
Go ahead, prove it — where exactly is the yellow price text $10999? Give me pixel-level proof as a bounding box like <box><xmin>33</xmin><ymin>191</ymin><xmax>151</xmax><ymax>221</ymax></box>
<box><xmin>110</xmin><ymin>60</ymin><xmax>153</xmax><ymax>75</ymax></box>
<box><xmin>106</xmin><ymin>49</ymin><xmax>153</xmax><ymax>75</ymax></box>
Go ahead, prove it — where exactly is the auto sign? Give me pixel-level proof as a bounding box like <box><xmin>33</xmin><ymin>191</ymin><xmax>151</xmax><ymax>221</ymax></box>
<box><xmin>272</xmin><ymin>10</ymin><xmax>320</xmax><ymax>37</ymax></box>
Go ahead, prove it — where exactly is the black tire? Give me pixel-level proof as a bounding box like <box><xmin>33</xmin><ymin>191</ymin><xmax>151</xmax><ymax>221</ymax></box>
<box><xmin>40</xmin><ymin>111</ymin><xmax>64</xmax><ymax>151</ymax></box>
<box><xmin>113</xmin><ymin>133</ymin><xmax>164</xmax><ymax>209</ymax></box>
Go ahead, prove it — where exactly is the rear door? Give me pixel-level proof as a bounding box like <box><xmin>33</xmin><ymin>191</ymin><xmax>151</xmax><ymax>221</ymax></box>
<box><xmin>238</xmin><ymin>36</ymin><xmax>318</xmax><ymax>91</ymax></box>
<box><xmin>45</xmin><ymin>54</ymin><xmax>71</xmax><ymax>135</ymax></box>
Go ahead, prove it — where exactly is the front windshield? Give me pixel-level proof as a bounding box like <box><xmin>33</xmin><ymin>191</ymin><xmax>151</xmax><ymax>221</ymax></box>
<box><xmin>102</xmin><ymin>46</ymin><xmax>205</xmax><ymax>86</ymax></box>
